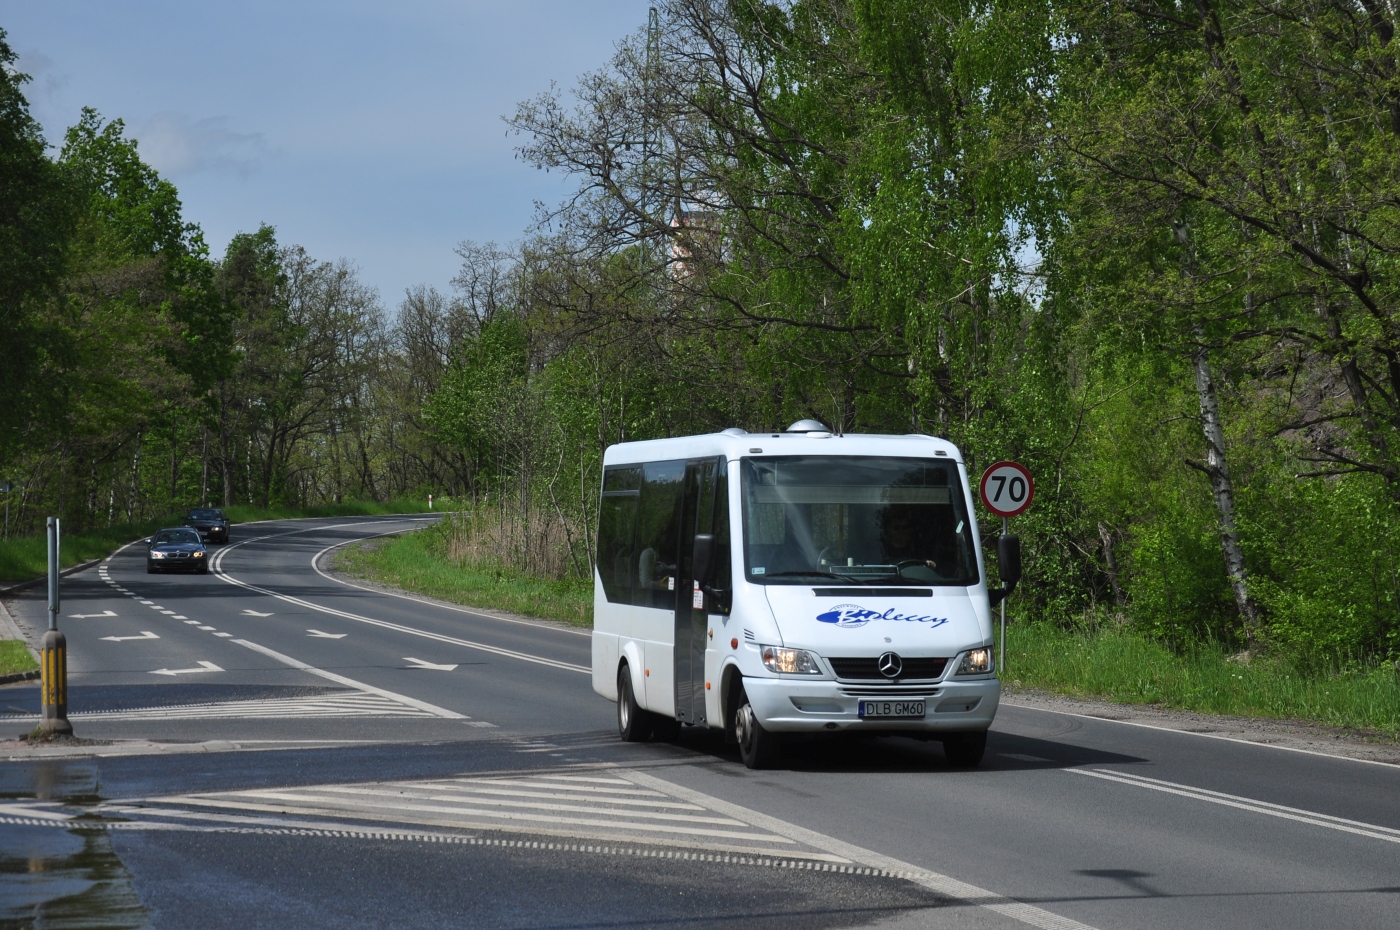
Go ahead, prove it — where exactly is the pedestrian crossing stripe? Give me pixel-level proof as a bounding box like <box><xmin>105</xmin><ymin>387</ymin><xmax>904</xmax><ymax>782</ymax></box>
<box><xmin>0</xmin><ymin>691</ymin><xmax>455</xmax><ymax>721</ymax></box>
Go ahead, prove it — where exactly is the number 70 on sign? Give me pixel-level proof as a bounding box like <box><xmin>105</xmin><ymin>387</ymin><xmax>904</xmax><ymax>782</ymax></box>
<box><xmin>979</xmin><ymin>461</ymin><xmax>1034</xmax><ymax>519</ymax></box>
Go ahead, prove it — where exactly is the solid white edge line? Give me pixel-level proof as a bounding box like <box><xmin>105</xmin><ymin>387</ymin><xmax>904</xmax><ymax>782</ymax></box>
<box><xmin>210</xmin><ymin>528</ymin><xmax>590</xmax><ymax>675</ymax></box>
<box><xmin>309</xmin><ymin>533</ymin><xmax>592</xmax><ymax>639</ymax></box>
<box><xmin>1077</xmin><ymin>768</ymin><xmax>1400</xmax><ymax>838</ymax></box>
<box><xmin>622</xmin><ymin>769</ymin><xmax>1100</xmax><ymax>930</ymax></box>
<box><xmin>231</xmin><ymin>639</ymin><xmax>464</xmax><ymax>719</ymax></box>
<box><xmin>1068</xmin><ymin>769</ymin><xmax>1400</xmax><ymax>845</ymax></box>
<box><xmin>1002</xmin><ymin>700</ymin><xmax>1400</xmax><ymax>770</ymax></box>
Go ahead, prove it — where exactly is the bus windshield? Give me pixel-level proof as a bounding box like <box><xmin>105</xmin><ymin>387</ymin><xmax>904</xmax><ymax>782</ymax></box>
<box><xmin>740</xmin><ymin>456</ymin><xmax>978</xmax><ymax>586</ymax></box>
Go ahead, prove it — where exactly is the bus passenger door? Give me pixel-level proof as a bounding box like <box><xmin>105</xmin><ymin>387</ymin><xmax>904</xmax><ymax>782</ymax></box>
<box><xmin>674</xmin><ymin>458</ymin><xmax>719</xmax><ymax>726</ymax></box>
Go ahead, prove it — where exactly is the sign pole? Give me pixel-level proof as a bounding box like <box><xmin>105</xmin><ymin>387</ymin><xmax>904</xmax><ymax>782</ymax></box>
<box><xmin>1000</xmin><ymin>516</ymin><xmax>1007</xmax><ymax>675</ymax></box>
<box><xmin>41</xmin><ymin>517</ymin><xmax>72</xmax><ymax>736</ymax></box>
<box><xmin>978</xmin><ymin>460</ymin><xmax>1033</xmax><ymax>684</ymax></box>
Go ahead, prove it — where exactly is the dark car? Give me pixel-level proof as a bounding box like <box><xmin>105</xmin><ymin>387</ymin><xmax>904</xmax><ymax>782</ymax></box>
<box><xmin>183</xmin><ymin>507</ymin><xmax>230</xmax><ymax>544</ymax></box>
<box><xmin>147</xmin><ymin>527</ymin><xmax>210</xmax><ymax>574</ymax></box>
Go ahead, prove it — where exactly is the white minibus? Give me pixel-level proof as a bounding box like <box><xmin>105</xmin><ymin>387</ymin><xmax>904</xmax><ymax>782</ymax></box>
<box><xmin>591</xmin><ymin>420</ymin><xmax>1018</xmax><ymax>769</ymax></box>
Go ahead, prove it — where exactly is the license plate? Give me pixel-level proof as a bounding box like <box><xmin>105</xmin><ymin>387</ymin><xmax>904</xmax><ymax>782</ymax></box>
<box><xmin>858</xmin><ymin>700</ymin><xmax>925</xmax><ymax>719</ymax></box>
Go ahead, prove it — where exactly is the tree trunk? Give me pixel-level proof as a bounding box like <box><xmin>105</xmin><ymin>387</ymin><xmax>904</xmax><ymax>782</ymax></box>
<box><xmin>1097</xmin><ymin>522</ymin><xmax>1125</xmax><ymax>609</ymax></box>
<box><xmin>169</xmin><ymin>416</ymin><xmax>180</xmax><ymax>507</ymax></box>
<box><xmin>1189</xmin><ymin>329</ymin><xmax>1264</xmax><ymax>651</ymax></box>
<box><xmin>220</xmin><ymin>399</ymin><xmax>235</xmax><ymax>507</ymax></box>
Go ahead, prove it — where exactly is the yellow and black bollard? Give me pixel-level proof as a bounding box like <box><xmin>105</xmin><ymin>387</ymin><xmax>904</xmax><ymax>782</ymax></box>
<box><xmin>40</xmin><ymin>630</ymin><xmax>71</xmax><ymax>735</ymax></box>
<box><xmin>40</xmin><ymin>516</ymin><xmax>72</xmax><ymax>736</ymax></box>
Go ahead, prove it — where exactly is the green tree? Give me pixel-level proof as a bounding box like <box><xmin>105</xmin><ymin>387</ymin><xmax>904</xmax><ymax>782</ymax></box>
<box><xmin>0</xmin><ymin>30</ymin><xmax>77</xmax><ymax>461</ymax></box>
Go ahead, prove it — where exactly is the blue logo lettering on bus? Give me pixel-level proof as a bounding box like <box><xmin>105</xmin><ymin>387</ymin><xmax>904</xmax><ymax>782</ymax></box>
<box><xmin>815</xmin><ymin>604</ymin><xmax>949</xmax><ymax>629</ymax></box>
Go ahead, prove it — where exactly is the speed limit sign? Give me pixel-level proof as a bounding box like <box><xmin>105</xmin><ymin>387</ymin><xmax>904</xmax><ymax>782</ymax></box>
<box><xmin>979</xmin><ymin>461</ymin><xmax>1034</xmax><ymax>518</ymax></box>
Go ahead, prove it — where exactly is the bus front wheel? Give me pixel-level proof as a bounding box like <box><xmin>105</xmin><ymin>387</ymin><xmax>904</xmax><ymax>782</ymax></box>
<box><xmin>734</xmin><ymin>687</ymin><xmax>781</xmax><ymax>769</ymax></box>
<box><xmin>617</xmin><ymin>665</ymin><xmax>654</xmax><ymax>742</ymax></box>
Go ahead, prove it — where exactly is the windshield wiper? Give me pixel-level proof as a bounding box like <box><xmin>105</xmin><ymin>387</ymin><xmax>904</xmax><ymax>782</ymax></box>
<box><xmin>762</xmin><ymin>570</ymin><xmax>868</xmax><ymax>583</ymax></box>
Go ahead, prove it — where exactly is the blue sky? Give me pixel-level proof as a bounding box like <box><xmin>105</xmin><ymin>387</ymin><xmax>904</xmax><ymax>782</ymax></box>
<box><xmin>6</xmin><ymin>1</ymin><xmax>650</xmax><ymax>308</ymax></box>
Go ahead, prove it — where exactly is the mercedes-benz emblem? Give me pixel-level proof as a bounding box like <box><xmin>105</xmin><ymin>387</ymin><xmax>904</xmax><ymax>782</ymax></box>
<box><xmin>877</xmin><ymin>652</ymin><xmax>903</xmax><ymax>679</ymax></box>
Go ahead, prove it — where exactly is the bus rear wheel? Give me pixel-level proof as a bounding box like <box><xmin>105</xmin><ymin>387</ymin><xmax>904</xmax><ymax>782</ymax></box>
<box><xmin>617</xmin><ymin>665</ymin><xmax>654</xmax><ymax>742</ymax></box>
<box><xmin>734</xmin><ymin>687</ymin><xmax>781</xmax><ymax>769</ymax></box>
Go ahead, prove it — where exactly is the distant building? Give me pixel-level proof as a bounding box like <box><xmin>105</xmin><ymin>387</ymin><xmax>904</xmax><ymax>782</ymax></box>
<box><xmin>668</xmin><ymin>208</ymin><xmax>722</xmax><ymax>279</ymax></box>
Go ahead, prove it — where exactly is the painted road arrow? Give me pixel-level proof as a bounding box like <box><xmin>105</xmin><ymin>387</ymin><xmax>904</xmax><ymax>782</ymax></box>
<box><xmin>242</xmin><ymin>610</ymin><xmax>274</xmax><ymax>617</ymax></box>
<box><xmin>307</xmin><ymin>630</ymin><xmax>346</xmax><ymax>639</ymax></box>
<box><xmin>71</xmin><ymin>610</ymin><xmax>118</xmax><ymax>619</ymax></box>
<box><xmin>149</xmin><ymin>661</ymin><xmax>223</xmax><ymax>676</ymax></box>
<box><xmin>100</xmin><ymin>631</ymin><xmax>160</xmax><ymax>642</ymax></box>
<box><xmin>403</xmin><ymin>657</ymin><xmax>458</xmax><ymax>671</ymax></box>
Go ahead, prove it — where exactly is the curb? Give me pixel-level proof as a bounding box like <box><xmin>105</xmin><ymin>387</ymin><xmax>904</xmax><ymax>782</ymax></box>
<box><xmin>0</xmin><ymin>599</ymin><xmax>39</xmax><ymax>662</ymax></box>
<box><xmin>0</xmin><ymin>670</ymin><xmax>39</xmax><ymax>686</ymax></box>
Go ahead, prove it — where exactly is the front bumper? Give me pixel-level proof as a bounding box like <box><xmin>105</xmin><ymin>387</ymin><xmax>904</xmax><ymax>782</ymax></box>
<box><xmin>742</xmin><ymin>675</ymin><xmax>1000</xmax><ymax>734</ymax></box>
<box><xmin>148</xmin><ymin>555</ymin><xmax>206</xmax><ymax>571</ymax></box>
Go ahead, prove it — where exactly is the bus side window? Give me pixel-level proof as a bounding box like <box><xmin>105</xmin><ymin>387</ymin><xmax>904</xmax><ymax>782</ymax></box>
<box><xmin>597</xmin><ymin>466</ymin><xmax>641</xmax><ymax>604</ymax></box>
<box><xmin>636</xmin><ymin>460</ymin><xmax>686</xmax><ymax>609</ymax></box>
<box><xmin>713</xmin><ymin>469</ymin><xmax>731</xmax><ymax>603</ymax></box>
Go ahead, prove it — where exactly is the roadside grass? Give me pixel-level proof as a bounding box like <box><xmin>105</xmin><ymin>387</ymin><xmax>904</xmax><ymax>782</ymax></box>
<box><xmin>334</xmin><ymin>524</ymin><xmax>1400</xmax><ymax>737</ymax></box>
<box><xmin>0</xmin><ymin>498</ymin><xmax>430</xmax><ymax>584</ymax></box>
<box><xmin>1007</xmin><ymin>621</ymin><xmax>1400</xmax><ymax>739</ymax></box>
<box><xmin>0</xmin><ymin>640</ymin><xmax>38</xmax><ymax>676</ymax></box>
<box><xmin>336</xmin><ymin>522</ymin><xmax>592</xmax><ymax>628</ymax></box>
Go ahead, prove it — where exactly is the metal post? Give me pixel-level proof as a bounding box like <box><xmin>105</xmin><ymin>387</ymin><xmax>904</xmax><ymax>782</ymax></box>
<box><xmin>41</xmin><ymin>517</ymin><xmax>72</xmax><ymax>735</ymax></box>
<box><xmin>1000</xmin><ymin>517</ymin><xmax>1007</xmax><ymax>677</ymax></box>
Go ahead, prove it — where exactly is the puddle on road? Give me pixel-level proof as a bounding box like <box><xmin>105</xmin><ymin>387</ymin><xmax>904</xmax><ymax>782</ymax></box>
<box><xmin>0</xmin><ymin>763</ymin><xmax>149</xmax><ymax>930</ymax></box>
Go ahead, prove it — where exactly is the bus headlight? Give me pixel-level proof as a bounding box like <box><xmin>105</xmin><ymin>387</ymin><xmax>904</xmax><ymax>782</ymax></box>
<box><xmin>957</xmin><ymin>648</ymin><xmax>993</xmax><ymax>675</ymax></box>
<box><xmin>761</xmin><ymin>646</ymin><xmax>823</xmax><ymax>675</ymax></box>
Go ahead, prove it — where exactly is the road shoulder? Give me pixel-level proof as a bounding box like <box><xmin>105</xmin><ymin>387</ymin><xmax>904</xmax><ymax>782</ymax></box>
<box><xmin>1002</xmin><ymin>687</ymin><xmax>1400</xmax><ymax>765</ymax></box>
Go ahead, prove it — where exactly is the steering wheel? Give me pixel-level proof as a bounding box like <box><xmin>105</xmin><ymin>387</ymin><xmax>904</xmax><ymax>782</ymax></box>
<box><xmin>817</xmin><ymin>546</ymin><xmax>845</xmax><ymax>566</ymax></box>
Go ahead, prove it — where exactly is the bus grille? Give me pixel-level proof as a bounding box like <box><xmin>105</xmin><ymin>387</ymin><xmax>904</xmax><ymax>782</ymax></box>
<box><xmin>828</xmin><ymin>657</ymin><xmax>948</xmax><ymax>681</ymax></box>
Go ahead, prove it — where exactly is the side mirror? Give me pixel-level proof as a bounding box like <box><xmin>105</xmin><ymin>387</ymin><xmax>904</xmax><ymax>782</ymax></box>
<box><xmin>692</xmin><ymin>533</ymin><xmax>717</xmax><ymax>586</ymax></box>
<box><xmin>998</xmin><ymin>534</ymin><xmax>1022</xmax><ymax>586</ymax></box>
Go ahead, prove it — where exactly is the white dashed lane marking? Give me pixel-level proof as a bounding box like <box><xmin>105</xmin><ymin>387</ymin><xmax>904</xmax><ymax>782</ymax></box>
<box><xmin>0</xmin><ymin>691</ymin><xmax>460</xmax><ymax>721</ymax></box>
<box><xmin>81</xmin><ymin>545</ymin><xmax>472</xmax><ymax>720</ymax></box>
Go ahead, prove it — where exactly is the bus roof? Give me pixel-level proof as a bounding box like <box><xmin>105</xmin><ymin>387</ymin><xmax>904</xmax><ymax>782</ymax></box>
<box><xmin>601</xmin><ymin>429</ymin><xmax>963</xmax><ymax>467</ymax></box>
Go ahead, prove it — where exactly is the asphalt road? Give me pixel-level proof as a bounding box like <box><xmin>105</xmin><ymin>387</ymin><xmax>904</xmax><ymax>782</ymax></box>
<box><xmin>2</xmin><ymin>515</ymin><xmax>1398</xmax><ymax>929</ymax></box>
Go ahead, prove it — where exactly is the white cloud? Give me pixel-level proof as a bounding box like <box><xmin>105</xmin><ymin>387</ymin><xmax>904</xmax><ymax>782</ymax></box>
<box><xmin>133</xmin><ymin>111</ymin><xmax>269</xmax><ymax>178</ymax></box>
